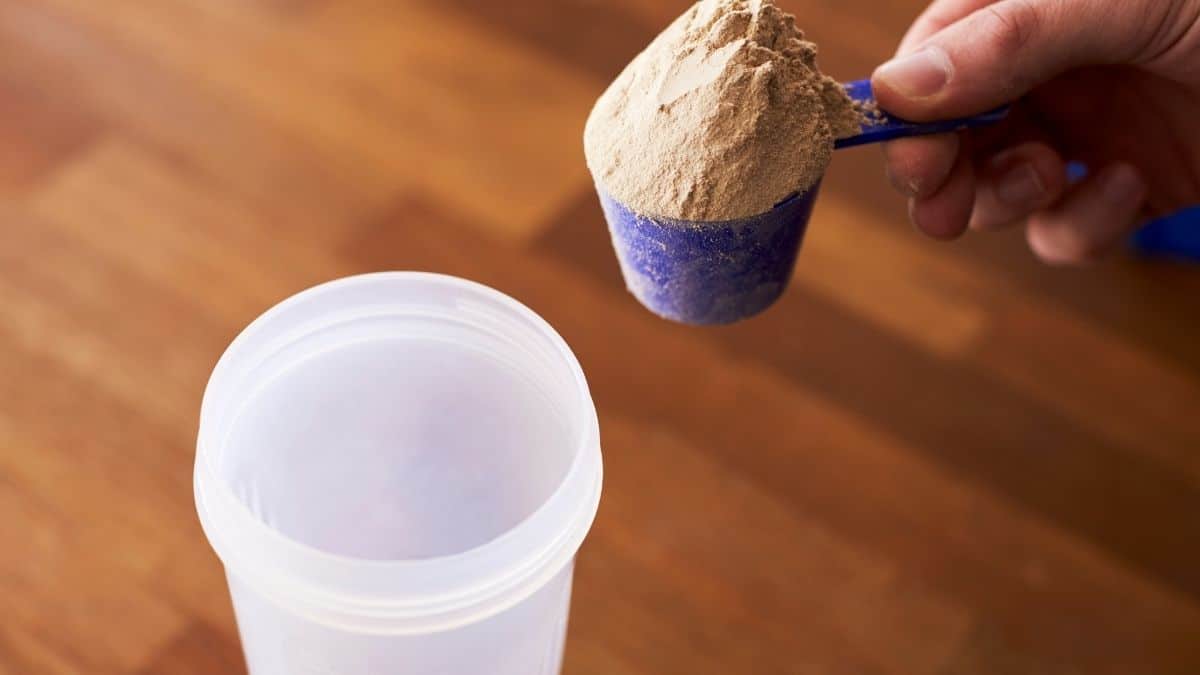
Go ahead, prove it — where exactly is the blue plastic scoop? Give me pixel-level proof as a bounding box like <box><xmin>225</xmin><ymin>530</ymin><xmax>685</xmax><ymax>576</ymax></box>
<box><xmin>598</xmin><ymin>79</ymin><xmax>1008</xmax><ymax>325</ymax></box>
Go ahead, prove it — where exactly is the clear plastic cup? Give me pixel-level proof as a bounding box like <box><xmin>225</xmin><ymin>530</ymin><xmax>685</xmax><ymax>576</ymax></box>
<box><xmin>194</xmin><ymin>272</ymin><xmax>603</xmax><ymax>675</ymax></box>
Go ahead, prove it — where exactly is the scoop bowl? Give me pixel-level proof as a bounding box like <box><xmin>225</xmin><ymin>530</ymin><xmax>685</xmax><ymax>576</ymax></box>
<box><xmin>595</xmin><ymin>78</ymin><xmax>1009</xmax><ymax>325</ymax></box>
<box><xmin>599</xmin><ymin>184</ymin><xmax>819</xmax><ymax>325</ymax></box>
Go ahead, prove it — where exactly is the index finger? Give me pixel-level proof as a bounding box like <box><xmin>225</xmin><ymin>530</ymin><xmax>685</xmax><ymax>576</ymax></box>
<box><xmin>898</xmin><ymin>0</ymin><xmax>999</xmax><ymax>54</ymax></box>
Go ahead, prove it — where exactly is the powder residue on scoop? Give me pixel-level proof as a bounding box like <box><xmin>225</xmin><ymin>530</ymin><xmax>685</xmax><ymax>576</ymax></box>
<box><xmin>584</xmin><ymin>0</ymin><xmax>861</xmax><ymax>222</ymax></box>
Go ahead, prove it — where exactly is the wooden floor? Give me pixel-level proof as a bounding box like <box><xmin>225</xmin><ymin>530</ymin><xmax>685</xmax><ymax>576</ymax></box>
<box><xmin>3</xmin><ymin>0</ymin><xmax>1200</xmax><ymax>673</ymax></box>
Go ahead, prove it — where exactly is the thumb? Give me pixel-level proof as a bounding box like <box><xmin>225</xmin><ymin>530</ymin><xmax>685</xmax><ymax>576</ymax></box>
<box><xmin>871</xmin><ymin>0</ymin><xmax>1151</xmax><ymax>121</ymax></box>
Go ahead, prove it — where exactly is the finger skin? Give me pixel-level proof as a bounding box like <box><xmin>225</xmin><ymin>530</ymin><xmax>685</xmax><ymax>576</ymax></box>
<box><xmin>883</xmin><ymin>133</ymin><xmax>960</xmax><ymax>198</ymax></box>
<box><xmin>873</xmin><ymin>0</ymin><xmax>1157</xmax><ymax>121</ymax></box>
<box><xmin>911</xmin><ymin>143</ymin><xmax>977</xmax><ymax>239</ymax></box>
<box><xmin>897</xmin><ymin>0</ymin><xmax>999</xmax><ymax>54</ymax></box>
<box><xmin>879</xmin><ymin>95</ymin><xmax>1051</xmax><ymax>203</ymax></box>
<box><xmin>1026</xmin><ymin>163</ymin><xmax>1148</xmax><ymax>264</ymax></box>
<box><xmin>970</xmin><ymin>141</ymin><xmax>1067</xmax><ymax>230</ymax></box>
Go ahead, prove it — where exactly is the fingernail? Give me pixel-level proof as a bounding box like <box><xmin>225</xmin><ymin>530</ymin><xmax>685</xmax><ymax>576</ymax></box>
<box><xmin>1101</xmin><ymin>164</ymin><xmax>1146</xmax><ymax>206</ymax></box>
<box><xmin>994</xmin><ymin>162</ymin><xmax>1045</xmax><ymax>206</ymax></box>
<box><xmin>885</xmin><ymin>162</ymin><xmax>921</xmax><ymax>197</ymax></box>
<box><xmin>875</xmin><ymin>46</ymin><xmax>952</xmax><ymax>99</ymax></box>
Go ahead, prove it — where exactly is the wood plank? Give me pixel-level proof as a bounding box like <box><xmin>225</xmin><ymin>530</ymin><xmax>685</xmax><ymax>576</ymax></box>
<box><xmin>437</xmin><ymin>0</ymin><xmax>905</xmax><ymax>83</ymax></box>
<box><xmin>796</xmin><ymin>194</ymin><xmax>994</xmax><ymax>358</ymax></box>
<box><xmin>7</xmin><ymin>0</ymin><xmax>598</xmax><ymax>241</ymax></box>
<box><xmin>579</xmin><ymin>414</ymin><xmax>970</xmax><ymax>675</ymax></box>
<box><xmin>25</xmin><ymin>138</ymin><xmax>349</xmax><ymax>328</ymax></box>
<box><xmin>0</xmin><ymin>423</ymin><xmax>187</xmax><ymax>673</ymax></box>
<box><xmin>348</xmin><ymin>192</ymin><xmax>1200</xmax><ymax>673</ymax></box>
<box><xmin>133</xmin><ymin>621</ymin><xmax>246</xmax><ymax>675</ymax></box>
<box><xmin>0</xmin><ymin>0</ymin><xmax>396</xmax><ymax>246</ymax></box>
<box><xmin>534</xmin><ymin>186</ymin><xmax>1200</xmax><ymax>609</ymax></box>
<box><xmin>0</xmin><ymin>622</ymin><xmax>82</xmax><ymax>675</ymax></box>
<box><xmin>973</xmin><ymin>297</ymin><xmax>1200</xmax><ymax>487</ymax></box>
<box><xmin>0</xmin><ymin>65</ymin><xmax>102</xmax><ymax>194</ymax></box>
<box><xmin>0</xmin><ymin>207</ymin><xmax>222</xmax><ymax>431</ymax></box>
<box><xmin>539</xmin><ymin>185</ymin><xmax>995</xmax><ymax>359</ymax></box>
<box><xmin>956</xmin><ymin>227</ymin><xmax>1200</xmax><ymax>375</ymax></box>
<box><xmin>291</xmin><ymin>0</ymin><xmax>601</xmax><ymax>240</ymax></box>
<box><xmin>3</xmin><ymin>0</ymin><xmax>1199</xmax><ymax>672</ymax></box>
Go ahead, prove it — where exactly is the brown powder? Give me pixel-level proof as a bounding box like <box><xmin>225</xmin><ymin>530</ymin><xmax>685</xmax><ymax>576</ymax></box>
<box><xmin>584</xmin><ymin>0</ymin><xmax>860</xmax><ymax>222</ymax></box>
<box><xmin>855</xmin><ymin>98</ymin><xmax>888</xmax><ymax>126</ymax></box>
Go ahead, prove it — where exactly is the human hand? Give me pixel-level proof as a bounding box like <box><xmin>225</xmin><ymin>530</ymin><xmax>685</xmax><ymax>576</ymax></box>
<box><xmin>871</xmin><ymin>0</ymin><xmax>1200</xmax><ymax>263</ymax></box>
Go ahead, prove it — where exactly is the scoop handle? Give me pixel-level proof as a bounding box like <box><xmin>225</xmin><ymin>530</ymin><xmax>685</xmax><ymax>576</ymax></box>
<box><xmin>834</xmin><ymin>78</ymin><xmax>1009</xmax><ymax>149</ymax></box>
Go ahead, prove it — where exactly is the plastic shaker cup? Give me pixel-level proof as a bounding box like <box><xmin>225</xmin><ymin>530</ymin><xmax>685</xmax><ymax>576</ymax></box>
<box><xmin>194</xmin><ymin>272</ymin><xmax>603</xmax><ymax>674</ymax></box>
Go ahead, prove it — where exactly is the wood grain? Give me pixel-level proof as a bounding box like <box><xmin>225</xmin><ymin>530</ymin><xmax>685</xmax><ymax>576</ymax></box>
<box><xmin>1</xmin><ymin>0</ymin><xmax>1198</xmax><ymax>673</ymax></box>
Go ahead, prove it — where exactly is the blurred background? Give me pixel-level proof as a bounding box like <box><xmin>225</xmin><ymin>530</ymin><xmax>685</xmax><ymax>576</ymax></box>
<box><xmin>2</xmin><ymin>0</ymin><xmax>1200</xmax><ymax>673</ymax></box>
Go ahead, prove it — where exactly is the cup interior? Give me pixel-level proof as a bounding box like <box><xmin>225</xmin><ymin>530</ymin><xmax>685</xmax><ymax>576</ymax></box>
<box><xmin>209</xmin><ymin>277</ymin><xmax>587</xmax><ymax>562</ymax></box>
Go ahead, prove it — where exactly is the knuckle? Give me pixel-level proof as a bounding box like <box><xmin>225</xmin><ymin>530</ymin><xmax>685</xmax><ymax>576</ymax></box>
<box><xmin>978</xmin><ymin>0</ymin><xmax>1044</xmax><ymax>54</ymax></box>
<box><xmin>885</xmin><ymin>162</ymin><xmax>920</xmax><ymax>196</ymax></box>
<box><xmin>883</xmin><ymin>137</ymin><xmax>957</xmax><ymax>198</ymax></box>
<box><xmin>917</xmin><ymin>10</ymin><xmax>958</xmax><ymax>38</ymax></box>
<box><xmin>1136</xmin><ymin>0</ymin><xmax>1200</xmax><ymax>62</ymax></box>
<box><xmin>1056</xmin><ymin>225</ymin><xmax>1103</xmax><ymax>260</ymax></box>
<box><xmin>1060</xmin><ymin>235</ymin><xmax>1104</xmax><ymax>262</ymax></box>
<box><xmin>1030</xmin><ymin>222</ymin><xmax>1103</xmax><ymax>264</ymax></box>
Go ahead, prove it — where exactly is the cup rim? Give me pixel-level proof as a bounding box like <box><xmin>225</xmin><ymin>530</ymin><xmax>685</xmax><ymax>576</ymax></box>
<box><xmin>593</xmin><ymin>180</ymin><xmax>821</xmax><ymax>226</ymax></box>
